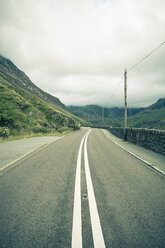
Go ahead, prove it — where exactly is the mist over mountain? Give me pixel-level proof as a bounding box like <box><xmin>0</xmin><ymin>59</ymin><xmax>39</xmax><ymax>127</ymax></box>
<box><xmin>67</xmin><ymin>98</ymin><xmax>165</xmax><ymax>130</ymax></box>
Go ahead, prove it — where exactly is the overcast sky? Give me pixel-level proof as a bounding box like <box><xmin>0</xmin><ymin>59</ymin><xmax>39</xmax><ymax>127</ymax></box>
<box><xmin>0</xmin><ymin>0</ymin><xmax>165</xmax><ymax>107</ymax></box>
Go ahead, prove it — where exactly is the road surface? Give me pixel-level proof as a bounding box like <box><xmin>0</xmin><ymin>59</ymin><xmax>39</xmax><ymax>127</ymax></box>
<box><xmin>0</xmin><ymin>128</ymin><xmax>165</xmax><ymax>247</ymax></box>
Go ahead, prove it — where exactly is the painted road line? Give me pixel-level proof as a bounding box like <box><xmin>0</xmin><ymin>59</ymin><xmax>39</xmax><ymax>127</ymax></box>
<box><xmin>0</xmin><ymin>137</ymin><xmax>65</xmax><ymax>175</ymax></box>
<box><xmin>0</xmin><ymin>143</ymin><xmax>47</xmax><ymax>174</ymax></box>
<box><xmin>72</xmin><ymin>131</ymin><xmax>89</xmax><ymax>248</ymax></box>
<box><xmin>151</xmin><ymin>166</ymin><xmax>165</xmax><ymax>176</ymax></box>
<box><xmin>103</xmin><ymin>130</ymin><xmax>165</xmax><ymax>176</ymax></box>
<box><xmin>84</xmin><ymin>130</ymin><xmax>106</xmax><ymax>248</ymax></box>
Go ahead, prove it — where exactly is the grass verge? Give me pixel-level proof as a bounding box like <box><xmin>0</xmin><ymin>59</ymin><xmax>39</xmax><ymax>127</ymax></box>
<box><xmin>0</xmin><ymin>129</ymin><xmax>76</xmax><ymax>143</ymax></box>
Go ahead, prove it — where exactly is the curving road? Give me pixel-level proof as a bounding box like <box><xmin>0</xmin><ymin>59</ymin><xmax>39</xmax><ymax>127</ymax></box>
<box><xmin>0</xmin><ymin>128</ymin><xmax>165</xmax><ymax>248</ymax></box>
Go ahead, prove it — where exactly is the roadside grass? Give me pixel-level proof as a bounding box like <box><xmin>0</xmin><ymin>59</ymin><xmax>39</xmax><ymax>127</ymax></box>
<box><xmin>0</xmin><ymin>128</ymin><xmax>76</xmax><ymax>142</ymax></box>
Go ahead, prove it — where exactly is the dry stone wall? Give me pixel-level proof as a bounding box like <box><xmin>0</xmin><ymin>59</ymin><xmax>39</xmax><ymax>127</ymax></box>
<box><xmin>107</xmin><ymin>127</ymin><xmax>165</xmax><ymax>155</ymax></box>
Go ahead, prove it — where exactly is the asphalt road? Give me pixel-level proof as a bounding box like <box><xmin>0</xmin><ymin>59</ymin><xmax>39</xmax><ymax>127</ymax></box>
<box><xmin>0</xmin><ymin>128</ymin><xmax>165</xmax><ymax>248</ymax></box>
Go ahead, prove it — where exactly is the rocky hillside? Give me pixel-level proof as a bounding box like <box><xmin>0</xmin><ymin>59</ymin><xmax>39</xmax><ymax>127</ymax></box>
<box><xmin>0</xmin><ymin>55</ymin><xmax>64</xmax><ymax>109</ymax></box>
<box><xmin>0</xmin><ymin>55</ymin><xmax>85</xmax><ymax>137</ymax></box>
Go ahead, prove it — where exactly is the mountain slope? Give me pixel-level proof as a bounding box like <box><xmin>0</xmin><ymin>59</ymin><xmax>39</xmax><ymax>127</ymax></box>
<box><xmin>0</xmin><ymin>81</ymin><xmax>80</xmax><ymax>136</ymax></box>
<box><xmin>0</xmin><ymin>55</ymin><xmax>64</xmax><ymax>109</ymax></box>
<box><xmin>67</xmin><ymin>105</ymin><xmax>144</xmax><ymax>127</ymax></box>
<box><xmin>148</xmin><ymin>98</ymin><xmax>165</xmax><ymax>110</ymax></box>
<box><xmin>0</xmin><ymin>55</ymin><xmax>84</xmax><ymax>137</ymax></box>
<box><xmin>67</xmin><ymin>99</ymin><xmax>165</xmax><ymax>130</ymax></box>
<box><xmin>130</xmin><ymin>98</ymin><xmax>165</xmax><ymax>130</ymax></box>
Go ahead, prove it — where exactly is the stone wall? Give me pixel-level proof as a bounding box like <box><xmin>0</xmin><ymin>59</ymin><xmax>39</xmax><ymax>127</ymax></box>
<box><xmin>107</xmin><ymin>127</ymin><xmax>165</xmax><ymax>155</ymax></box>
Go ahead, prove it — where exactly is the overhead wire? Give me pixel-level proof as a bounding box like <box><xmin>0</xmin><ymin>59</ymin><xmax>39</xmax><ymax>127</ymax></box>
<box><xmin>106</xmin><ymin>41</ymin><xmax>165</xmax><ymax>106</ymax></box>
<box><xmin>107</xmin><ymin>74</ymin><xmax>124</xmax><ymax>104</ymax></box>
<box><xmin>126</xmin><ymin>41</ymin><xmax>165</xmax><ymax>128</ymax></box>
<box><xmin>105</xmin><ymin>41</ymin><xmax>165</xmax><ymax>107</ymax></box>
<box><xmin>105</xmin><ymin>41</ymin><xmax>165</xmax><ymax>127</ymax></box>
<box><xmin>127</xmin><ymin>41</ymin><xmax>165</xmax><ymax>72</ymax></box>
<box><xmin>101</xmin><ymin>74</ymin><xmax>124</xmax><ymax>127</ymax></box>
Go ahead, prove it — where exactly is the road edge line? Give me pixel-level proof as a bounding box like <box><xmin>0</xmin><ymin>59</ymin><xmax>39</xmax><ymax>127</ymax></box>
<box><xmin>0</xmin><ymin>143</ymin><xmax>48</xmax><ymax>174</ymax></box>
<box><xmin>103</xmin><ymin>130</ymin><xmax>165</xmax><ymax>177</ymax></box>
<box><xmin>0</xmin><ymin>128</ymin><xmax>82</xmax><ymax>174</ymax></box>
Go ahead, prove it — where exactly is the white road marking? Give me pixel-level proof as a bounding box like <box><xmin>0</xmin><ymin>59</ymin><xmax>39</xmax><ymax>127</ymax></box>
<box><xmin>84</xmin><ymin>130</ymin><xmax>106</xmax><ymax>248</ymax></box>
<box><xmin>0</xmin><ymin>136</ymin><xmax>64</xmax><ymax>175</ymax></box>
<box><xmin>0</xmin><ymin>143</ymin><xmax>47</xmax><ymax>173</ymax></box>
<box><xmin>72</xmin><ymin>131</ymin><xmax>89</xmax><ymax>248</ymax></box>
<box><xmin>103</xmin><ymin>130</ymin><xmax>165</xmax><ymax>176</ymax></box>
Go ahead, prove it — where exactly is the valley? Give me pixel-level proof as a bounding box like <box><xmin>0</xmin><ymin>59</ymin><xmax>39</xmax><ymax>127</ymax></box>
<box><xmin>67</xmin><ymin>98</ymin><xmax>165</xmax><ymax>130</ymax></box>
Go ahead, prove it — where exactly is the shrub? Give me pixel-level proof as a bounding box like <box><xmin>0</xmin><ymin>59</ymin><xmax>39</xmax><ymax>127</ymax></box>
<box><xmin>33</xmin><ymin>127</ymin><xmax>50</xmax><ymax>133</ymax></box>
<box><xmin>57</xmin><ymin>126</ymin><xmax>68</xmax><ymax>133</ymax></box>
<box><xmin>0</xmin><ymin>126</ymin><xmax>10</xmax><ymax>137</ymax></box>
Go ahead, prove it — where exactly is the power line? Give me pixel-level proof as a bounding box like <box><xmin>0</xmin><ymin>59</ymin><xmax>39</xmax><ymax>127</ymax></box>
<box><xmin>108</xmin><ymin>74</ymin><xmax>124</xmax><ymax>104</ymax></box>
<box><xmin>101</xmin><ymin>74</ymin><xmax>123</xmax><ymax>126</ymax></box>
<box><xmin>106</xmin><ymin>41</ymin><xmax>165</xmax><ymax>117</ymax></box>
<box><xmin>127</xmin><ymin>41</ymin><xmax>165</xmax><ymax>72</ymax></box>
<box><xmin>106</xmin><ymin>41</ymin><xmax>165</xmax><ymax>105</ymax></box>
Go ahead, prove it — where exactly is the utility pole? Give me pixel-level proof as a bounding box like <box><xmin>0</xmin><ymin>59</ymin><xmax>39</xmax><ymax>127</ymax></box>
<box><xmin>102</xmin><ymin>106</ymin><xmax>104</xmax><ymax>127</ymax></box>
<box><xmin>124</xmin><ymin>69</ymin><xmax>127</xmax><ymax>141</ymax></box>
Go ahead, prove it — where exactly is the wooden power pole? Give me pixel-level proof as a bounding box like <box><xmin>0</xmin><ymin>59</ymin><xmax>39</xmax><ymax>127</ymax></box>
<box><xmin>124</xmin><ymin>69</ymin><xmax>127</xmax><ymax>141</ymax></box>
<box><xmin>102</xmin><ymin>106</ymin><xmax>104</xmax><ymax>127</ymax></box>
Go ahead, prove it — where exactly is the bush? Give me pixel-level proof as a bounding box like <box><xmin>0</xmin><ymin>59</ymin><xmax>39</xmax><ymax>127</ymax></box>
<box><xmin>57</xmin><ymin>126</ymin><xmax>68</xmax><ymax>133</ymax></box>
<box><xmin>33</xmin><ymin>127</ymin><xmax>50</xmax><ymax>133</ymax></box>
<box><xmin>0</xmin><ymin>126</ymin><xmax>10</xmax><ymax>137</ymax></box>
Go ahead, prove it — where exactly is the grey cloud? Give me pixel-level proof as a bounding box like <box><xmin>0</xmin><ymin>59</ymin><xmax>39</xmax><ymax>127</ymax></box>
<box><xmin>0</xmin><ymin>0</ymin><xmax>164</xmax><ymax>107</ymax></box>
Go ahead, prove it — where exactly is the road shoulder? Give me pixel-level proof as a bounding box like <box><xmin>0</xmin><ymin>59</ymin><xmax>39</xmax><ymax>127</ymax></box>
<box><xmin>0</xmin><ymin>136</ymin><xmax>62</xmax><ymax>172</ymax></box>
<box><xmin>102</xmin><ymin>129</ymin><xmax>165</xmax><ymax>176</ymax></box>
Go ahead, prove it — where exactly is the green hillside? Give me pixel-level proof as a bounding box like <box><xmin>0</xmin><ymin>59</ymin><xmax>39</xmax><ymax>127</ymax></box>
<box><xmin>0</xmin><ymin>82</ymin><xmax>80</xmax><ymax>137</ymax></box>
<box><xmin>67</xmin><ymin>99</ymin><xmax>165</xmax><ymax>130</ymax></box>
<box><xmin>0</xmin><ymin>55</ymin><xmax>64</xmax><ymax>110</ymax></box>
<box><xmin>0</xmin><ymin>55</ymin><xmax>87</xmax><ymax>138</ymax></box>
<box><xmin>130</xmin><ymin>98</ymin><xmax>165</xmax><ymax>130</ymax></box>
<box><xmin>67</xmin><ymin>105</ymin><xmax>143</xmax><ymax>128</ymax></box>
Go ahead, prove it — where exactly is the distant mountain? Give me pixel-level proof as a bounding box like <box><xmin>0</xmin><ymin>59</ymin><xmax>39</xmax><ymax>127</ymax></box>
<box><xmin>0</xmin><ymin>55</ymin><xmax>86</xmax><ymax>137</ymax></box>
<box><xmin>130</xmin><ymin>98</ymin><xmax>165</xmax><ymax>130</ymax></box>
<box><xmin>148</xmin><ymin>98</ymin><xmax>165</xmax><ymax>110</ymax></box>
<box><xmin>67</xmin><ymin>105</ymin><xmax>144</xmax><ymax>127</ymax></box>
<box><xmin>67</xmin><ymin>98</ymin><xmax>165</xmax><ymax>130</ymax></box>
